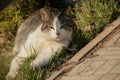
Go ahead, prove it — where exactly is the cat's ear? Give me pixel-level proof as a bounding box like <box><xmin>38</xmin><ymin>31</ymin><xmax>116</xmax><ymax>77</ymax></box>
<box><xmin>64</xmin><ymin>6</ymin><xmax>72</xmax><ymax>16</ymax></box>
<box><xmin>40</xmin><ymin>8</ymin><xmax>50</xmax><ymax>21</ymax></box>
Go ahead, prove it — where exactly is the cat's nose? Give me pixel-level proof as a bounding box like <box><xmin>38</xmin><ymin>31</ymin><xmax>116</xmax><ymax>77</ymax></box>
<box><xmin>56</xmin><ymin>33</ymin><xmax>60</xmax><ymax>36</ymax></box>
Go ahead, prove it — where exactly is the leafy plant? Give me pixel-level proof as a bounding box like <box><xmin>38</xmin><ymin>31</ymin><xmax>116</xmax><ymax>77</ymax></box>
<box><xmin>72</xmin><ymin>0</ymin><xmax>120</xmax><ymax>50</ymax></box>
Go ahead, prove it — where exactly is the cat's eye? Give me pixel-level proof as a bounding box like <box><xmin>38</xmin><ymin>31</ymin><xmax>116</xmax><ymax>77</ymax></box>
<box><xmin>66</xmin><ymin>27</ymin><xmax>72</xmax><ymax>31</ymax></box>
<box><xmin>60</xmin><ymin>23</ymin><xmax>67</xmax><ymax>29</ymax></box>
<box><xmin>50</xmin><ymin>26</ymin><xmax>54</xmax><ymax>29</ymax></box>
<box><xmin>46</xmin><ymin>26</ymin><xmax>54</xmax><ymax>30</ymax></box>
<box><xmin>60</xmin><ymin>24</ymin><xmax>72</xmax><ymax>31</ymax></box>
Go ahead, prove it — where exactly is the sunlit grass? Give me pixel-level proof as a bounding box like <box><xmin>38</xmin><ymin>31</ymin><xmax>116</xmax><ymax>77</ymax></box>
<box><xmin>72</xmin><ymin>0</ymin><xmax>120</xmax><ymax>49</ymax></box>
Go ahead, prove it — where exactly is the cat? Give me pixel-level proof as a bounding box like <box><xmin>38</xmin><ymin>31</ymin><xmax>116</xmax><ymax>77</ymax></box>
<box><xmin>6</xmin><ymin>7</ymin><xmax>76</xmax><ymax>80</ymax></box>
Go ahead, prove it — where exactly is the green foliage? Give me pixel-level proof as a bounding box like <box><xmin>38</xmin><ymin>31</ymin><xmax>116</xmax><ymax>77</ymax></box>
<box><xmin>72</xmin><ymin>0</ymin><xmax>120</xmax><ymax>49</ymax></box>
<box><xmin>0</xmin><ymin>0</ymin><xmax>39</xmax><ymax>34</ymax></box>
<box><xmin>0</xmin><ymin>54</ymin><xmax>13</xmax><ymax>80</ymax></box>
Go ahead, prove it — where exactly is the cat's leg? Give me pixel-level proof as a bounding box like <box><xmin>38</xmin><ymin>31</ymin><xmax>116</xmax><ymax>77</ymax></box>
<box><xmin>10</xmin><ymin>45</ymin><xmax>18</xmax><ymax>55</ymax></box>
<box><xmin>30</xmin><ymin>46</ymin><xmax>63</xmax><ymax>69</ymax></box>
<box><xmin>30</xmin><ymin>47</ymin><xmax>54</xmax><ymax>69</ymax></box>
<box><xmin>6</xmin><ymin>47</ymin><xmax>31</xmax><ymax>80</ymax></box>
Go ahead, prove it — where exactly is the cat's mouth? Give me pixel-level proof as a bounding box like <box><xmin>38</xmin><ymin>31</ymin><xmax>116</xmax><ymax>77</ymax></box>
<box><xmin>55</xmin><ymin>36</ymin><xmax>62</xmax><ymax>41</ymax></box>
<box><xmin>56</xmin><ymin>39</ymin><xmax>61</xmax><ymax>41</ymax></box>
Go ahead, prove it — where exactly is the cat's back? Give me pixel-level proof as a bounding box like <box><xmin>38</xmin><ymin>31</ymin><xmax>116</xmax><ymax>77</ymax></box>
<box><xmin>15</xmin><ymin>10</ymin><xmax>42</xmax><ymax>47</ymax></box>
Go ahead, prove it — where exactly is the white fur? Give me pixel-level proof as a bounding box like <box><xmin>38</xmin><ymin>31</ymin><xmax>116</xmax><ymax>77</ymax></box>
<box><xmin>6</xmin><ymin>15</ymin><xmax>72</xmax><ymax>80</ymax></box>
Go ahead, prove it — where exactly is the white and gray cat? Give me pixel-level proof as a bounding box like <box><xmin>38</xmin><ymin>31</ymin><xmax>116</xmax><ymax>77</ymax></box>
<box><xmin>6</xmin><ymin>7</ymin><xmax>76</xmax><ymax>80</ymax></box>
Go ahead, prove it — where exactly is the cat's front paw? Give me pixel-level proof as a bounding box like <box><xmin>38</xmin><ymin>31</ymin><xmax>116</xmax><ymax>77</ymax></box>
<box><xmin>6</xmin><ymin>72</ymin><xmax>16</xmax><ymax>80</ymax></box>
<box><xmin>30</xmin><ymin>60</ymin><xmax>42</xmax><ymax>70</ymax></box>
<box><xmin>30</xmin><ymin>61</ymin><xmax>37</xmax><ymax>70</ymax></box>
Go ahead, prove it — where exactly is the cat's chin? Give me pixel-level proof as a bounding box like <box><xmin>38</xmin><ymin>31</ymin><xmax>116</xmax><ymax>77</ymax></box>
<box><xmin>54</xmin><ymin>38</ymin><xmax>62</xmax><ymax>42</ymax></box>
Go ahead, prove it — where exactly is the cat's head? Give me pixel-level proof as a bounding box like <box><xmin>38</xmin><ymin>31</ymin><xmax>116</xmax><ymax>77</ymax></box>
<box><xmin>40</xmin><ymin>7</ymin><xmax>76</xmax><ymax>42</ymax></box>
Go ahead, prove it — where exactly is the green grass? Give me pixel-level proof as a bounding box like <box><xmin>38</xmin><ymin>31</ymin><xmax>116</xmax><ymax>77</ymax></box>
<box><xmin>0</xmin><ymin>54</ymin><xmax>13</xmax><ymax>80</ymax></box>
<box><xmin>72</xmin><ymin>0</ymin><xmax>120</xmax><ymax>50</ymax></box>
<box><xmin>0</xmin><ymin>0</ymin><xmax>120</xmax><ymax>80</ymax></box>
